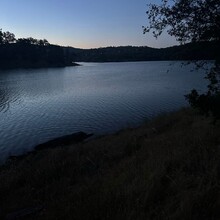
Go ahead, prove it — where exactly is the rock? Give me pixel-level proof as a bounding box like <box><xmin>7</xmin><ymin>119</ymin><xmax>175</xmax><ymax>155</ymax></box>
<box><xmin>35</xmin><ymin>132</ymin><xmax>93</xmax><ymax>150</ymax></box>
<box><xmin>6</xmin><ymin>205</ymin><xmax>44</xmax><ymax>220</ymax></box>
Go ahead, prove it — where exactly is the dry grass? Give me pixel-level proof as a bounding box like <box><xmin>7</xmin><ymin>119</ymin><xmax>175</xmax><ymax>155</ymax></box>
<box><xmin>0</xmin><ymin>108</ymin><xmax>220</xmax><ymax>220</ymax></box>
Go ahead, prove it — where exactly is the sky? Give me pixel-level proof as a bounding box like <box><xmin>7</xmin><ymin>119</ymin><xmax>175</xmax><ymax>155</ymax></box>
<box><xmin>0</xmin><ymin>0</ymin><xmax>178</xmax><ymax>49</ymax></box>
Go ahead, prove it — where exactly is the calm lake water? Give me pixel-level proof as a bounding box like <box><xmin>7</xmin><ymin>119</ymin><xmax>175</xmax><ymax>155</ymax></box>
<box><xmin>0</xmin><ymin>61</ymin><xmax>208</xmax><ymax>161</ymax></box>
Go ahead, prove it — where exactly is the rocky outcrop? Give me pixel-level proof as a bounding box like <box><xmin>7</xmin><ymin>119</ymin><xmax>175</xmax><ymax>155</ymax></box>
<box><xmin>35</xmin><ymin>132</ymin><xmax>93</xmax><ymax>150</ymax></box>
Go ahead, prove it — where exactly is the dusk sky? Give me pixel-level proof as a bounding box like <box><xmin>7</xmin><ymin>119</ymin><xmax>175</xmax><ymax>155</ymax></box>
<box><xmin>1</xmin><ymin>0</ymin><xmax>177</xmax><ymax>49</ymax></box>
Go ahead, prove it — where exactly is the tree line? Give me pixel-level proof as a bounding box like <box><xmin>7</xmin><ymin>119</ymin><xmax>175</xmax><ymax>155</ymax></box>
<box><xmin>68</xmin><ymin>41</ymin><xmax>218</xmax><ymax>62</ymax></box>
<box><xmin>0</xmin><ymin>29</ymin><xmax>75</xmax><ymax>69</ymax></box>
<box><xmin>0</xmin><ymin>29</ymin><xmax>49</xmax><ymax>46</ymax></box>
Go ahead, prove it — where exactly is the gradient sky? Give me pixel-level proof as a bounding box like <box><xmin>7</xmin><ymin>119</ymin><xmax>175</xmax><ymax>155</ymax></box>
<box><xmin>1</xmin><ymin>0</ymin><xmax>177</xmax><ymax>49</ymax></box>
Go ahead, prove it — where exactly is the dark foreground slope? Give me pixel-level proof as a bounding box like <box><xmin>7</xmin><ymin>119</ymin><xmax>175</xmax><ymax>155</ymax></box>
<box><xmin>0</xmin><ymin>108</ymin><xmax>220</xmax><ymax>220</ymax></box>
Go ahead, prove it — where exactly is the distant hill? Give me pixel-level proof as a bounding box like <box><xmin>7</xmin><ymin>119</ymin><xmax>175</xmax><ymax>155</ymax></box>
<box><xmin>1</xmin><ymin>28</ymin><xmax>219</xmax><ymax>69</ymax></box>
<box><xmin>64</xmin><ymin>41</ymin><xmax>219</xmax><ymax>62</ymax></box>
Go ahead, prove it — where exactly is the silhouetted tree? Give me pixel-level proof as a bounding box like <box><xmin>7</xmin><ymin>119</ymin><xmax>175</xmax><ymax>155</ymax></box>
<box><xmin>0</xmin><ymin>29</ymin><xmax>3</xmax><ymax>44</ymax></box>
<box><xmin>0</xmin><ymin>29</ymin><xmax>16</xmax><ymax>44</ymax></box>
<box><xmin>2</xmin><ymin>31</ymin><xmax>16</xmax><ymax>44</ymax></box>
<box><xmin>144</xmin><ymin>0</ymin><xmax>220</xmax><ymax>120</ymax></box>
<box><xmin>42</xmin><ymin>39</ymin><xmax>49</xmax><ymax>46</ymax></box>
<box><xmin>16</xmin><ymin>36</ymin><xmax>50</xmax><ymax>46</ymax></box>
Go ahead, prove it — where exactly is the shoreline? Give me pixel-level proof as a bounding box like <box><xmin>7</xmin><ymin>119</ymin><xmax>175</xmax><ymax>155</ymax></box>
<box><xmin>0</xmin><ymin>62</ymin><xmax>80</xmax><ymax>71</ymax></box>
<box><xmin>1</xmin><ymin>108</ymin><xmax>220</xmax><ymax>219</ymax></box>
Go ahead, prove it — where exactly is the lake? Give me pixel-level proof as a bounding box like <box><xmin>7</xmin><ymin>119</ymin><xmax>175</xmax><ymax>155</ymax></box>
<box><xmin>0</xmin><ymin>61</ymin><xmax>208</xmax><ymax>162</ymax></box>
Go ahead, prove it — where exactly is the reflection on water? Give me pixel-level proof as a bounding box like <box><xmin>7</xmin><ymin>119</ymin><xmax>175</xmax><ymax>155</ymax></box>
<box><xmin>0</xmin><ymin>61</ymin><xmax>209</xmax><ymax>162</ymax></box>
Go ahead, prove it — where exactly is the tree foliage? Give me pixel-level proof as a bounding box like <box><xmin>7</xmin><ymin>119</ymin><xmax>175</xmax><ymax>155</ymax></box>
<box><xmin>0</xmin><ymin>29</ymin><xmax>16</xmax><ymax>44</ymax></box>
<box><xmin>144</xmin><ymin>0</ymin><xmax>220</xmax><ymax>120</ymax></box>
<box><xmin>143</xmin><ymin>0</ymin><xmax>220</xmax><ymax>43</ymax></box>
<box><xmin>0</xmin><ymin>28</ymin><xmax>49</xmax><ymax>46</ymax></box>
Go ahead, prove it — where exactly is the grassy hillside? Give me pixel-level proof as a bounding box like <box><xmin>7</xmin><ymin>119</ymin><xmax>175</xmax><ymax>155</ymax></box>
<box><xmin>0</xmin><ymin>108</ymin><xmax>220</xmax><ymax>219</ymax></box>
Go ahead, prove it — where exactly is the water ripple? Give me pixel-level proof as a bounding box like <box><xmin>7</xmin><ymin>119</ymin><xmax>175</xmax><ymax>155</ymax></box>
<box><xmin>0</xmin><ymin>61</ymin><xmax>209</xmax><ymax>162</ymax></box>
